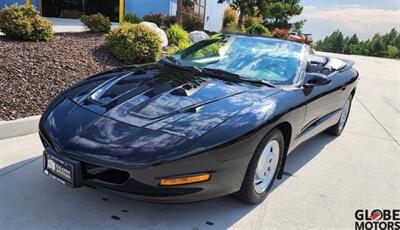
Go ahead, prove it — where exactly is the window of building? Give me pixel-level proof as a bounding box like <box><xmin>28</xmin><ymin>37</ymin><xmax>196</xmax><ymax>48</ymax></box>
<box><xmin>180</xmin><ymin>0</ymin><xmax>206</xmax><ymax>24</ymax></box>
<box><xmin>41</xmin><ymin>0</ymin><xmax>120</xmax><ymax>22</ymax></box>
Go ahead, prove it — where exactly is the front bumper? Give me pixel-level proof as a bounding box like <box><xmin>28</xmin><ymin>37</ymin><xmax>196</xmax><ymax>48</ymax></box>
<box><xmin>43</xmin><ymin>146</ymin><xmax>251</xmax><ymax>203</ymax></box>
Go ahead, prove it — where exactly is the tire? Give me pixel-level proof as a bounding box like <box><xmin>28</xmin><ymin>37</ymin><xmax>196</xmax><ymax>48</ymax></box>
<box><xmin>235</xmin><ymin>129</ymin><xmax>284</xmax><ymax>204</ymax></box>
<box><xmin>326</xmin><ymin>94</ymin><xmax>353</xmax><ymax>136</ymax></box>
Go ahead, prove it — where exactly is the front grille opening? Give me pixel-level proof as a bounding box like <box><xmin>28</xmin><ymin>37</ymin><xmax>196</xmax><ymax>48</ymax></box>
<box><xmin>83</xmin><ymin>163</ymin><xmax>129</xmax><ymax>185</ymax></box>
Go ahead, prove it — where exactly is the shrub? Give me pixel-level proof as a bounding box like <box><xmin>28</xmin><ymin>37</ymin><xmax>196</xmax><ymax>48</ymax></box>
<box><xmin>166</xmin><ymin>24</ymin><xmax>189</xmax><ymax>46</ymax></box>
<box><xmin>182</xmin><ymin>15</ymin><xmax>203</xmax><ymax>32</ymax></box>
<box><xmin>142</xmin><ymin>13</ymin><xmax>176</xmax><ymax>29</ymax></box>
<box><xmin>124</xmin><ymin>12</ymin><xmax>142</xmax><ymax>23</ymax></box>
<box><xmin>272</xmin><ymin>28</ymin><xmax>290</xmax><ymax>39</ymax></box>
<box><xmin>163</xmin><ymin>16</ymin><xmax>177</xmax><ymax>28</ymax></box>
<box><xmin>143</xmin><ymin>13</ymin><xmax>163</xmax><ymax>26</ymax></box>
<box><xmin>246</xmin><ymin>24</ymin><xmax>271</xmax><ymax>36</ymax></box>
<box><xmin>243</xmin><ymin>16</ymin><xmax>259</xmax><ymax>28</ymax></box>
<box><xmin>0</xmin><ymin>4</ymin><xmax>53</xmax><ymax>41</ymax></box>
<box><xmin>223</xmin><ymin>7</ymin><xmax>238</xmax><ymax>28</ymax></box>
<box><xmin>222</xmin><ymin>24</ymin><xmax>245</xmax><ymax>34</ymax></box>
<box><xmin>105</xmin><ymin>23</ymin><xmax>162</xmax><ymax>64</ymax></box>
<box><xmin>168</xmin><ymin>40</ymin><xmax>192</xmax><ymax>55</ymax></box>
<box><xmin>80</xmin><ymin>13</ymin><xmax>111</xmax><ymax>33</ymax></box>
<box><xmin>386</xmin><ymin>45</ymin><xmax>399</xmax><ymax>58</ymax></box>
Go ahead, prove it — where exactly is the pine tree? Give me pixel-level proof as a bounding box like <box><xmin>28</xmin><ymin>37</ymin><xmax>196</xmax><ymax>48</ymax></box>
<box><xmin>257</xmin><ymin>0</ymin><xmax>303</xmax><ymax>29</ymax></box>
<box><xmin>370</xmin><ymin>34</ymin><xmax>385</xmax><ymax>57</ymax></box>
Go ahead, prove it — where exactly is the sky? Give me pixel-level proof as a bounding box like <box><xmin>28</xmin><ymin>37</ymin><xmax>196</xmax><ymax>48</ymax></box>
<box><xmin>292</xmin><ymin>0</ymin><xmax>400</xmax><ymax>41</ymax></box>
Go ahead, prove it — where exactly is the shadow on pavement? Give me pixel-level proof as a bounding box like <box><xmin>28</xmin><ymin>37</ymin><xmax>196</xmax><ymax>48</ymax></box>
<box><xmin>272</xmin><ymin>133</ymin><xmax>336</xmax><ymax>190</ymax></box>
<box><xmin>0</xmin><ymin>133</ymin><xmax>335</xmax><ymax>229</ymax></box>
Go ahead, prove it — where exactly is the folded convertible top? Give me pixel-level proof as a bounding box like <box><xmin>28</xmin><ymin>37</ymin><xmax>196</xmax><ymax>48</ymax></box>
<box><xmin>310</xmin><ymin>55</ymin><xmax>354</xmax><ymax>71</ymax></box>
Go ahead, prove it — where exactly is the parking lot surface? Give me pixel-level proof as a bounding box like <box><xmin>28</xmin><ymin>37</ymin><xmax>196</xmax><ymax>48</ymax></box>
<box><xmin>0</xmin><ymin>53</ymin><xmax>399</xmax><ymax>229</ymax></box>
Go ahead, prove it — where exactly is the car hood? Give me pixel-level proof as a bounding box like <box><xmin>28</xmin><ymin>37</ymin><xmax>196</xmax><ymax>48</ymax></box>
<box><xmin>62</xmin><ymin>63</ymin><xmax>281</xmax><ymax>139</ymax></box>
<box><xmin>41</xmin><ymin>63</ymin><xmax>282</xmax><ymax>168</ymax></box>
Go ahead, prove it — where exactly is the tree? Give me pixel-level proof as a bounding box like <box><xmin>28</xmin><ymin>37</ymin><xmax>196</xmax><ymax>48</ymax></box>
<box><xmin>218</xmin><ymin>0</ymin><xmax>258</xmax><ymax>27</ymax></box>
<box><xmin>342</xmin><ymin>34</ymin><xmax>359</xmax><ymax>54</ymax></box>
<box><xmin>257</xmin><ymin>0</ymin><xmax>303</xmax><ymax>29</ymax></box>
<box><xmin>370</xmin><ymin>34</ymin><xmax>385</xmax><ymax>57</ymax></box>
<box><xmin>292</xmin><ymin>19</ymin><xmax>306</xmax><ymax>36</ymax></box>
<box><xmin>354</xmin><ymin>41</ymin><xmax>368</xmax><ymax>55</ymax></box>
<box><xmin>315</xmin><ymin>40</ymin><xmax>323</xmax><ymax>50</ymax></box>
<box><xmin>328</xmin><ymin>30</ymin><xmax>344</xmax><ymax>53</ymax></box>
<box><xmin>393</xmin><ymin>34</ymin><xmax>400</xmax><ymax>51</ymax></box>
<box><xmin>386</xmin><ymin>45</ymin><xmax>399</xmax><ymax>58</ymax></box>
<box><xmin>343</xmin><ymin>44</ymin><xmax>354</xmax><ymax>54</ymax></box>
<box><xmin>382</xmin><ymin>28</ymin><xmax>397</xmax><ymax>46</ymax></box>
<box><xmin>316</xmin><ymin>36</ymin><xmax>330</xmax><ymax>51</ymax></box>
<box><xmin>348</xmin><ymin>34</ymin><xmax>359</xmax><ymax>45</ymax></box>
<box><xmin>315</xmin><ymin>28</ymin><xmax>399</xmax><ymax>59</ymax></box>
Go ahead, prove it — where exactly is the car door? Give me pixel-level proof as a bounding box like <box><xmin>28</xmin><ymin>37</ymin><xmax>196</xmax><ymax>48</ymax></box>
<box><xmin>298</xmin><ymin>73</ymin><xmax>344</xmax><ymax>141</ymax></box>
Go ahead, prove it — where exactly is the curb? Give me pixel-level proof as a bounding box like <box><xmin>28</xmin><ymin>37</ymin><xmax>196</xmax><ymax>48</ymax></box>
<box><xmin>0</xmin><ymin>115</ymin><xmax>41</xmax><ymax>140</ymax></box>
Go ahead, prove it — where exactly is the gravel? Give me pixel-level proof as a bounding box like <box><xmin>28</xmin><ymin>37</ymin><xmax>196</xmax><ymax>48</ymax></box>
<box><xmin>0</xmin><ymin>33</ymin><xmax>124</xmax><ymax>121</ymax></box>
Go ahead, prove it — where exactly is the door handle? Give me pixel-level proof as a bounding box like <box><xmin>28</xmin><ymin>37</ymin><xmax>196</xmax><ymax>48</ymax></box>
<box><xmin>341</xmin><ymin>86</ymin><xmax>346</xmax><ymax>91</ymax></box>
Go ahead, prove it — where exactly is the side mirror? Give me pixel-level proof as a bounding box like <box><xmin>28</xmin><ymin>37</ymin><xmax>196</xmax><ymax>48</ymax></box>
<box><xmin>304</xmin><ymin>73</ymin><xmax>331</xmax><ymax>87</ymax></box>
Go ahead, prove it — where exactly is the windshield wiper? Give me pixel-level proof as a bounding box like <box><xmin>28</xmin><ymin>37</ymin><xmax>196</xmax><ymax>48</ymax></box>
<box><xmin>159</xmin><ymin>57</ymin><xmax>202</xmax><ymax>73</ymax></box>
<box><xmin>165</xmin><ymin>55</ymin><xmax>178</xmax><ymax>63</ymax></box>
<box><xmin>202</xmin><ymin>68</ymin><xmax>275</xmax><ymax>88</ymax></box>
<box><xmin>241</xmin><ymin>78</ymin><xmax>276</xmax><ymax>88</ymax></box>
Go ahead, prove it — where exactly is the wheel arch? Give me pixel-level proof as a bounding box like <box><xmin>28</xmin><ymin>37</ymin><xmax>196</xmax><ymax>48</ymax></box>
<box><xmin>274</xmin><ymin>122</ymin><xmax>292</xmax><ymax>179</ymax></box>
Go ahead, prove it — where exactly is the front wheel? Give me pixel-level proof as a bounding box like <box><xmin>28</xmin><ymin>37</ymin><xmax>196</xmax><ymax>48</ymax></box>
<box><xmin>235</xmin><ymin>129</ymin><xmax>284</xmax><ymax>204</ymax></box>
<box><xmin>327</xmin><ymin>94</ymin><xmax>353</xmax><ymax>136</ymax></box>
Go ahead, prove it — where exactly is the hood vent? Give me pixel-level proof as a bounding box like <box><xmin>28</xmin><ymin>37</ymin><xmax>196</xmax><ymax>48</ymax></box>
<box><xmin>89</xmin><ymin>70</ymin><xmax>151</xmax><ymax>105</ymax></box>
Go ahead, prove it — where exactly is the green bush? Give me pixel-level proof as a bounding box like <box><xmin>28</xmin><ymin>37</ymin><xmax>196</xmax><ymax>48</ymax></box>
<box><xmin>163</xmin><ymin>16</ymin><xmax>177</xmax><ymax>28</ymax></box>
<box><xmin>0</xmin><ymin>4</ymin><xmax>53</xmax><ymax>41</ymax></box>
<box><xmin>105</xmin><ymin>23</ymin><xmax>162</xmax><ymax>64</ymax></box>
<box><xmin>166</xmin><ymin>24</ymin><xmax>189</xmax><ymax>46</ymax></box>
<box><xmin>168</xmin><ymin>40</ymin><xmax>192</xmax><ymax>55</ymax></box>
<box><xmin>182</xmin><ymin>15</ymin><xmax>203</xmax><ymax>32</ymax></box>
<box><xmin>243</xmin><ymin>16</ymin><xmax>259</xmax><ymax>28</ymax></box>
<box><xmin>80</xmin><ymin>13</ymin><xmax>111</xmax><ymax>33</ymax></box>
<box><xmin>386</xmin><ymin>45</ymin><xmax>399</xmax><ymax>58</ymax></box>
<box><xmin>142</xmin><ymin>13</ymin><xmax>177</xmax><ymax>29</ymax></box>
<box><xmin>246</xmin><ymin>24</ymin><xmax>271</xmax><ymax>36</ymax></box>
<box><xmin>124</xmin><ymin>12</ymin><xmax>142</xmax><ymax>23</ymax></box>
<box><xmin>143</xmin><ymin>13</ymin><xmax>163</xmax><ymax>26</ymax></box>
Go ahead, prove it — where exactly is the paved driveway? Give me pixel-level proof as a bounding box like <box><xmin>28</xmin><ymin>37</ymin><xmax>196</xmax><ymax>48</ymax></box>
<box><xmin>0</xmin><ymin>17</ymin><xmax>119</xmax><ymax>35</ymax></box>
<box><xmin>0</xmin><ymin>53</ymin><xmax>399</xmax><ymax>230</ymax></box>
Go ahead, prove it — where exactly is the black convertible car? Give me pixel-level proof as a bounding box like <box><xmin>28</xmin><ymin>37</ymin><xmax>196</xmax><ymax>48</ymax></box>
<box><xmin>39</xmin><ymin>34</ymin><xmax>358</xmax><ymax>204</ymax></box>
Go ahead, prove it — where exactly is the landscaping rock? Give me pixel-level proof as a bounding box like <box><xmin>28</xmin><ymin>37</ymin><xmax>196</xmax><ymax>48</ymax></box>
<box><xmin>189</xmin><ymin>30</ymin><xmax>209</xmax><ymax>43</ymax></box>
<box><xmin>0</xmin><ymin>33</ymin><xmax>123</xmax><ymax>121</ymax></box>
<box><xmin>140</xmin><ymin>21</ymin><xmax>168</xmax><ymax>47</ymax></box>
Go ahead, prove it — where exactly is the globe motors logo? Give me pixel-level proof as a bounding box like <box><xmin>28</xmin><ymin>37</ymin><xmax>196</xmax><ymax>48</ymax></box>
<box><xmin>355</xmin><ymin>209</ymin><xmax>400</xmax><ymax>230</ymax></box>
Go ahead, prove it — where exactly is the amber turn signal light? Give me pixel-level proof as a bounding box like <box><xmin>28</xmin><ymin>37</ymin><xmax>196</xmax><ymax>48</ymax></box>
<box><xmin>160</xmin><ymin>174</ymin><xmax>210</xmax><ymax>186</ymax></box>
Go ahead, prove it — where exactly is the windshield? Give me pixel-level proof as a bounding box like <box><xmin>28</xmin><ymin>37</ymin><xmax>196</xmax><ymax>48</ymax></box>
<box><xmin>172</xmin><ymin>34</ymin><xmax>307</xmax><ymax>85</ymax></box>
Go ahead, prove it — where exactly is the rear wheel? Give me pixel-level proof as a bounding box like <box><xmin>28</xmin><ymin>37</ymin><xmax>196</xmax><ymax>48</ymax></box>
<box><xmin>236</xmin><ymin>129</ymin><xmax>284</xmax><ymax>204</ymax></box>
<box><xmin>327</xmin><ymin>94</ymin><xmax>353</xmax><ymax>136</ymax></box>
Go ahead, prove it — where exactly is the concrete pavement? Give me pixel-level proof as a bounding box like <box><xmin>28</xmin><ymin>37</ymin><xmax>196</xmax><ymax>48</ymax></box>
<box><xmin>0</xmin><ymin>53</ymin><xmax>399</xmax><ymax>229</ymax></box>
<box><xmin>47</xmin><ymin>18</ymin><xmax>119</xmax><ymax>33</ymax></box>
<box><xmin>0</xmin><ymin>17</ymin><xmax>119</xmax><ymax>35</ymax></box>
<box><xmin>0</xmin><ymin>133</ymin><xmax>43</xmax><ymax>175</ymax></box>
